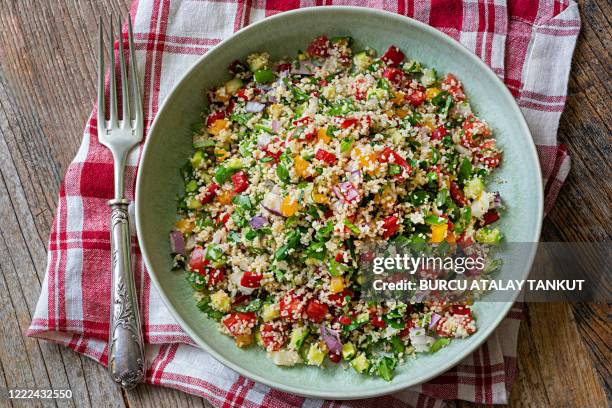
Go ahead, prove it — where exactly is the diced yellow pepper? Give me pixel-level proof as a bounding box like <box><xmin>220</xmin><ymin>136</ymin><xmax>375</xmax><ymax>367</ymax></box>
<box><xmin>175</xmin><ymin>218</ymin><xmax>194</xmax><ymax>234</ymax></box>
<box><xmin>217</xmin><ymin>190</ymin><xmax>233</xmax><ymax>205</ymax></box>
<box><xmin>294</xmin><ymin>155</ymin><xmax>310</xmax><ymax>178</ymax></box>
<box><xmin>354</xmin><ymin>147</ymin><xmax>378</xmax><ymax>175</ymax></box>
<box><xmin>317</xmin><ymin>127</ymin><xmax>331</xmax><ymax>144</ymax></box>
<box><xmin>446</xmin><ymin>231</ymin><xmax>456</xmax><ymax>244</ymax></box>
<box><xmin>330</xmin><ymin>277</ymin><xmax>345</xmax><ymax>293</ymax></box>
<box><xmin>235</xmin><ymin>334</ymin><xmax>253</xmax><ymax>348</ymax></box>
<box><xmin>208</xmin><ymin>119</ymin><xmax>229</xmax><ymax>136</ymax></box>
<box><xmin>430</xmin><ymin>223</ymin><xmax>448</xmax><ymax>243</ymax></box>
<box><xmin>312</xmin><ymin>193</ymin><xmax>328</xmax><ymax>204</ymax></box>
<box><xmin>395</xmin><ymin>107</ymin><xmax>410</xmax><ymax>119</ymax></box>
<box><xmin>391</xmin><ymin>91</ymin><xmax>405</xmax><ymax>105</ymax></box>
<box><xmin>281</xmin><ymin>195</ymin><xmax>299</xmax><ymax>217</ymax></box>
<box><xmin>215</xmin><ymin>148</ymin><xmax>229</xmax><ymax>162</ymax></box>
<box><xmin>426</xmin><ymin>87</ymin><xmax>441</xmax><ymax>100</ymax></box>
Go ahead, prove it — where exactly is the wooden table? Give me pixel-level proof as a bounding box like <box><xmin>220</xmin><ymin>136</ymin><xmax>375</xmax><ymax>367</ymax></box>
<box><xmin>0</xmin><ymin>1</ymin><xmax>608</xmax><ymax>406</ymax></box>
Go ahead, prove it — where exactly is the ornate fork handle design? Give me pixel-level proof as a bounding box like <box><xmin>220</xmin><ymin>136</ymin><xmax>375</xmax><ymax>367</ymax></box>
<box><xmin>108</xmin><ymin>199</ymin><xmax>145</xmax><ymax>389</ymax></box>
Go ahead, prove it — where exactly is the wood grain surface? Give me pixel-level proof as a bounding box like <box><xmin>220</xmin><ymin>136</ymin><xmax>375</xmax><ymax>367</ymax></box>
<box><xmin>0</xmin><ymin>1</ymin><xmax>609</xmax><ymax>407</ymax></box>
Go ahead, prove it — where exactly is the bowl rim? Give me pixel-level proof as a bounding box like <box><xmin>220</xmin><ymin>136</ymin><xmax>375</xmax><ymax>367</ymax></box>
<box><xmin>135</xmin><ymin>5</ymin><xmax>543</xmax><ymax>399</ymax></box>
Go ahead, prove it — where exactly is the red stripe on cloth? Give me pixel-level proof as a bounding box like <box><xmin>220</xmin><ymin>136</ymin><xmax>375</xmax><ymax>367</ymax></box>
<box><xmin>261</xmin><ymin>388</ymin><xmax>306</xmax><ymax>407</ymax></box>
<box><xmin>518</xmin><ymin>99</ymin><xmax>566</xmax><ymax>112</ymax></box>
<box><xmin>147</xmin><ymin>344</ymin><xmax>170</xmax><ymax>382</ymax></box>
<box><xmin>160</xmin><ymin>372</ymin><xmax>239</xmax><ymax>405</ymax></box>
<box><xmin>150</xmin><ymin>0</ymin><xmax>172</xmax><ymax>121</ymax></box>
<box><xmin>154</xmin><ymin>343</ymin><xmax>179</xmax><ymax>384</ymax></box>
<box><xmin>535</xmin><ymin>26</ymin><xmax>580</xmax><ymax>36</ymax></box>
<box><xmin>481</xmin><ymin>342</ymin><xmax>493</xmax><ymax>404</ymax></box>
<box><xmin>521</xmin><ymin>90</ymin><xmax>567</xmax><ymax>103</ymax></box>
<box><xmin>222</xmin><ymin>375</ymin><xmax>246</xmax><ymax>408</ymax></box>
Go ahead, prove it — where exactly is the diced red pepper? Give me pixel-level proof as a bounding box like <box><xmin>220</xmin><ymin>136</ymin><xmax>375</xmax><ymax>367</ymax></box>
<box><xmin>206</xmin><ymin>111</ymin><xmax>225</xmax><ymax>127</ymax></box>
<box><xmin>457</xmin><ymin>232</ymin><xmax>474</xmax><ymax>248</ymax></box>
<box><xmin>405</xmin><ymin>86</ymin><xmax>426</xmax><ymax>106</ymax></box>
<box><xmin>188</xmin><ymin>246</ymin><xmax>208</xmax><ymax>274</ymax></box>
<box><xmin>217</xmin><ymin>212</ymin><xmax>231</xmax><ymax>226</ymax></box>
<box><xmin>200</xmin><ymin>183</ymin><xmax>219</xmax><ymax>204</ymax></box>
<box><xmin>207</xmin><ymin>267</ymin><xmax>225</xmax><ymax>286</ymax></box>
<box><xmin>235</xmin><ymin>88</ymin><xmax>249</xmax><ymax>101</ymax></box>
<box><xmin>482</xmin><ymin>209</ymin><xmax>500</xmax><ymax>225</ymax></box>
<box><xmin>431</xmin><ymin>126</ymin><xmax>447</xmax><ymax>141</ymax></box>
<box><xmin>371</xmin><ymin>315</ymin><xmax>387</xmax><ymax>329</ymax></box>
<box><xmin>240</xmin><ymin>271</ymin><xmax>263</xmax><ymax>288</ymax></box>
<box><xmin>399</xmin><ymin>319</ymin><xmax>414</xmax><ymax>338</ymax></box>
<box><xmin>381</xmin><ymin>45</ymin><xmax>405</xmax><ymax>67</ymax></box>
<box><xmin>223</xmin><ymin>312</ymin><xmax>257</xmax><ymax>337</ymax></box>
<box><xmin>450</xmin><ymin>181</ymin><xmax>468</xmax><ymax>207</ymax></box>
<box><xmin>462</xmin><ymin>114</ymin><xmax>491</xmax><ymax>146</ymax></box>
<box><xmin>340</xmin><ymin>117</ymin><xmax>359</xmax><ymax>128</ymax></box>
<box><xmin>338</xmin><ymin>315</ymin><xmax>352</xmax><ymax>325</ymax></box>
<box><xmin>279</xmin><ymin>292</ymin><xmax>304</xmax><ymax>321</ymax></box>
<box><xmin>307</xmin><ymin>36</ymin><xmax>330</xmax><ymax>58</ymax></box>
<box><xmin>260</xmin><ymin>323</ymin><xmax>286</xmax><ymax>351</ymax></box>
<box><xmin>328</xmin><ymin>289</ymin><xmax>354</xmax><ymax>308</ymax></box>
<box><xmin>378</xmin><ymin>147</ymin><xmax>408</xmax><ymax>168</ymax></box>
<box><xmin>276</xmin><ymin>63</ymin><xmax>292</xmax><ymax>73</ymax></box>
<box><xmin>293</xmin><ymin>116</ymin><xmax>313</xmax><ymax>126</ymax></box>
<box><xmin>450</xmin><ymin>305</ymin><xmax>473</xmax><ymax>316</ymax></box>
<box><xmin>442</xmin><ymin>73</ymin><xmax>466</xmax><ymax>102</ymax></box>
<box><xmin>382</xmin><ymin>67</ymin><xmax>405</xmax><ymax>86</ymax></box>
<box><xmin>305</xmin><ymin>299</ymin><xmax>329</xmax><ymax>323</ymax></box>
<box><xmin>315</xmin><ymin>149</ymin><xmax>337</xmax><ymax>165</ymax></box>
<box><xmin>477</xmin><ymin>152</ymin><xmax>502</xmax><ymax>168</ymax></box>
<box><xmin>231</xmin><ymin>170</ymin><xmax>249</xmax><ymax>193</ymax></box>
<box><xmin>382</xmin><ymin>215</ymin><xmax>400</xmax><ymax>239</ymax></box>
<box><xmin>262</xmin><ymin>138</ymin><xmax>284</xmax><ymax>162</ymax></box>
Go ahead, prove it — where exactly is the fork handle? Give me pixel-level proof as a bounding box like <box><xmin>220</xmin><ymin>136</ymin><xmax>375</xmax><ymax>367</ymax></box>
<box><xmin>108</xmin><ymin>199</ymin><xmax>145</xmax><ymax>389</ymax></box>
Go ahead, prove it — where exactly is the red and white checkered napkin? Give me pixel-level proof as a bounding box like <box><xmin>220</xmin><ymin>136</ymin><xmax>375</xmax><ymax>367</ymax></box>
<box><xmin>28</xmin><ymin>0</ymin><xmax>579</xmax><ymax>406</ymax></box>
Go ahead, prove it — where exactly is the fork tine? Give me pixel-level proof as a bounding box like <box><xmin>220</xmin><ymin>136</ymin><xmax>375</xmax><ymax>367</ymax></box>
<box><xmin>117</xmin><ymin>18</ymin><xmax>130</xmax><ymax>124</ymax></box>
<box><xmin>127</xmin><ymin>15</ymin><xmax>142</xmax><ymax>128</ymax></box>
<box><xmin>108</xmin><ymin>19</ymin><xmax>118</xmax><ymax>127</ymax></box>
<box><xmin>97</xmin><ymin>17</ymin><xmax>105</xmax><ymax>131</ymax></box>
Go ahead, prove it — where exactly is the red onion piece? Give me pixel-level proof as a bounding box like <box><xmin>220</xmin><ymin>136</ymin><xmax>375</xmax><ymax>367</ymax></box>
<box><xmin>262</xmin><ymin>192</ymin><xmax>283</xmax><ymax>216</ymax></box>
<box><xmin>492</xmin><ymin>192</ymin><xmax>502</xmax><ymax>208</ymax></box>
<box><xmin>291</xmin><ymin>60</ymin><xmax>317</xmax><ymax>75</ymax></box>
<box><xmin>348</xmin><ymin>170</ymin><xmax>362</xmax><ymax>185</ymax></box>
<box><xmin>319</xmin><ymin>326</ymin><xmax>342</xmax><ymax>355</ymax></box>
<box><xmin>169</xmin><ymin>231</ymin><xmax>185</xmax><ymax>255</ymax></box>
<box><xmin>257</xmin><ymin>133</ymin><xmax>272</xmax><ymax>147</ymax></box>
<box><xmin>332</xmin><ymin>186</ymin><xmax>344</xmax><ymax>201</ymax></box>
<box><xmin>429</xmin><ymin>313</ymin><xmax>441</xmax><ymax>330</ymax></box>
<box><xmin>338</xmin><ymin>181</ymin><xmax>360</xmax><ymax>202</ymax></box>
<box><xmin>246</xmin><ymin>101</ymin><xmax>266</xmax><ymax>113</ymax></box>
<box><xmin>270</xmin><ymin>120</ymin><xmax>280</xmax><ymax>134</ymax></box>
<box><xmin>249</xmin><ymin>215</ymin><xmax>268</xmax><ymax>229</ymax></box>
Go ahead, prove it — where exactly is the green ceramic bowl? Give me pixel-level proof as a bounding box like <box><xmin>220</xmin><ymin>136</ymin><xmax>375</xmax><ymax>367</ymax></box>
<box><xmin>135</xmin><ymin>6</ymin><xmax>543</xmax><ymax>399</ymax></box>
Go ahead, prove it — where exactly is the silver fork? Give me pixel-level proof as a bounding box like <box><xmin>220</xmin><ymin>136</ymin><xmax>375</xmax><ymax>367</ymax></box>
<box><xmin>97</xmin><ymin>16</ymin><xmax>145</xmax><ymax>389</ymax></box>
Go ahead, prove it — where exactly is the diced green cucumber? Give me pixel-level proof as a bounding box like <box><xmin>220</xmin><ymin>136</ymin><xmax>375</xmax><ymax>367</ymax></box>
<box><xmin>185</xmin><ymin>180</ymin><xmax>198</xmax><ymax>192</ymax></box>
<box><xmin>225</xmin><ymin>77</ymin><xmax>243</xmax><ymax>95</ymax></box>
<box><xmin>190</xmin><ymin>149</ymin><xmax>204</xmax><ymax>168</ymax></box>
<box><xmin>288</xmin><ymin>326</ymin><xmax>309</xmax><ymax>350</ymax></box>
<box><xmin>350</xmin><ymin>353</ymin><xmax>370</xmax><ymax>373</ymax></box>
<box><xmin>342</xmin><ymin>343</ymin><xmax>356</xmax><ymax>360</ymax></box>
<box><xmin>186</xmin><ymin>197</ymin><xmax>202</xmax><ymax>210</ymax></box>
<box><xmin>353</xmin><ymin>51</ymin><xmax>372</xmax><ymax>71</ymax></box>
<box><xmin>474</xmin><ymin>227</ymin><xmax>502</xmax><ymax>243</ymax></box>
<box><xmin>421</xmin><ymin>68</ymin><xmax>437</xmax><ymax>87</ymax></box>
<box><xmin>464</xmin><ymin>177</ymin><xmax>485</xmax><ymax>200</ymax></box>
<box><xmin>306</xmin><ymin>343</ymin><xmax>326</xmax><ymax>366</ymax></box>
